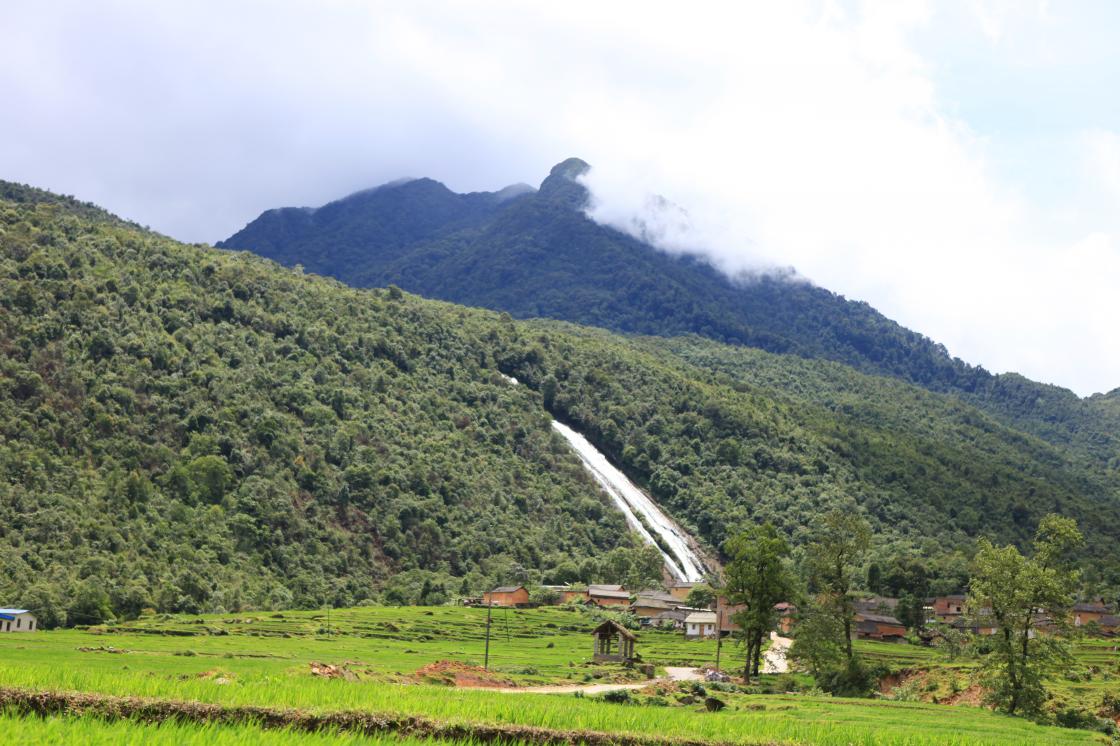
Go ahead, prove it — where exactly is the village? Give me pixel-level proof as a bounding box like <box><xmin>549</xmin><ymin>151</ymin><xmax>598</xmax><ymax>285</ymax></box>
<box><xmin>474</xmin><ymin>582</ymin><xmax>1120</xmax><ymax>647</ymax></box>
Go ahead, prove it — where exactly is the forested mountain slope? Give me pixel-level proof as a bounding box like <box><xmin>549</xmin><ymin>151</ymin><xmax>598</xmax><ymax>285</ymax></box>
<box><xmin>4</xmin><ymin>181</ymin><xmax>1119</xmax><ymax>623</ymax></box>
<box><xmin>220</xmin><ymin>160</ymin><xmax>1119</xmax><ymax>472</ymax></box>
<box><xmin>0</xmin><ymin>182</ymin><xmax>642</xmax><ymax>620</ymax></box>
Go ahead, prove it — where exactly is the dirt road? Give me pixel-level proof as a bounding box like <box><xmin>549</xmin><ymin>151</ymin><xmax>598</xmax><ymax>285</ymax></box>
<box><xmin>762</xmin><ymin>631</ymin><xmax>791</xmax><ymax>674</ymax></box>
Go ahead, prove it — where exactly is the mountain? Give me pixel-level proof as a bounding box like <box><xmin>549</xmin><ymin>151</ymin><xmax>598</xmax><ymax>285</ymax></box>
<box><xmin>219</xmin><ymin>160</ymin><xmax>1118</xmax><ymax>472</ymax></box>
<box><xmin>5</xmin><ymin>180</ymin><xmax>1120</xmax><ymax>623</ymax></box>
<box><xmin>0</xmin><ymin>181</ymin><xmax>650</xmax><ymax>620</ymax></box>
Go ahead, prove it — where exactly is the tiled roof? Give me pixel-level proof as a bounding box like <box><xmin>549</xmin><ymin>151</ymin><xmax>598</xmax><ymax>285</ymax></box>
<box><xmin>589</xmin><ymin>588</ymin><xmax>630</xmax><ymax>599</ymax></box>
<box><xmin>856</xmin><ymin>612</ymin><xmax>904</xmax><ymax>625</ymax></box>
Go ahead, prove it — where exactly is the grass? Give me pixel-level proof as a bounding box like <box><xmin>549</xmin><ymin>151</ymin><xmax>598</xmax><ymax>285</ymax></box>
<box><xmin>0</xmin><ymin>606</ymin><xmax>1111</xmax><ymax>745</ymax></box>
<box><xmin>0</xmin><ymin>711</ymin><xmax>504</xmax><ymax>746</ymax></box>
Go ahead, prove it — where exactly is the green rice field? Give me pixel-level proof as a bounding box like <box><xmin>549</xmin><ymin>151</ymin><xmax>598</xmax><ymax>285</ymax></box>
<box><xmin>0</xmin><ymin>605</ymin><xmax>1113</xmax><ymax>745</ymax></box>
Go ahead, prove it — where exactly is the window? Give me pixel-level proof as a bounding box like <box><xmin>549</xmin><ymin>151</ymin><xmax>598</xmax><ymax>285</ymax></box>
<box><xmin>15</xmin><ymin>617</ymin><xmax>20</xmax><ymax>629</ymax></box>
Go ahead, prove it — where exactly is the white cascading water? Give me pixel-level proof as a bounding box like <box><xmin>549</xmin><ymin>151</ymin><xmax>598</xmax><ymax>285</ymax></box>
<box><xmin>550</xmin><ymin>421</ymin><xmax>706</xmax><ymax>582</ymax></box>
<box><xmin>500</xmin><ymin>375</ymin><xmax>706</xmax><ymax>582</ymax></box>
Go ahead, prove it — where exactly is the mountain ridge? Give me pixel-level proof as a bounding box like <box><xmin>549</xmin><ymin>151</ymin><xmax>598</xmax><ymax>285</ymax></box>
<box><xmin>219</xmin><ymin>160</ymin><xmax>1118</xmax><ymax>474</ymax></box>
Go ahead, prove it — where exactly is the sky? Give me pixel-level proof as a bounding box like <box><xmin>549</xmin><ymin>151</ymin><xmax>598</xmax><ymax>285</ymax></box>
<box><xmin>1</xmin><ymin>1</ymin><xmax>1118</xmax><ymax>396</ymax></box>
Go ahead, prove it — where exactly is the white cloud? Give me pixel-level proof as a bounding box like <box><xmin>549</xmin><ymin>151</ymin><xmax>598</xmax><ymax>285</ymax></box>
<box><xmin>0</xmin><ymin>0</ymin><xmax>1117</xmax><ymax>394</ymax></box>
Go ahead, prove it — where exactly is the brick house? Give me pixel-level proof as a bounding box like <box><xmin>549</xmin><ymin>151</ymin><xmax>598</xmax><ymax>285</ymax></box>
<box><xmin>483</xmin><ymin>586</ymin><xmax>530</xmax><ymax>607</ymax></box>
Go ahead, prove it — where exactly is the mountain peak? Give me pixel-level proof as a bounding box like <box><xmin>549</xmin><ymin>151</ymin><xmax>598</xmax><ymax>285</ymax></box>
<box><xmin>538</xmin><ymin>157</ymin><xmax>591</xmax><ymax>209</ymax></box>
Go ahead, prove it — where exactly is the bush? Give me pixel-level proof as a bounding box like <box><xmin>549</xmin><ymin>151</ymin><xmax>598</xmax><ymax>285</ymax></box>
<box><xmin>1052</xmin><ymin>706</ymin><xmax>1117</xmax><ymax>735</ymax></box>
<box><xmin>815</xmin><ymin>657</ymin><xmax>884</xmax><ymax>698</ymax></box>
<box><xmin>601</xmin><ymin>689</ymin><xmax>632</xmax><ymax>704</ymax></box>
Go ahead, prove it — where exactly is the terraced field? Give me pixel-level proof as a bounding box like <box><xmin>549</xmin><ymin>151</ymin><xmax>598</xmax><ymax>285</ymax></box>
<box><xmin>0</xmin><ymin>605</ymin><xmax>1112</xmax><ymax>745</ymax></box>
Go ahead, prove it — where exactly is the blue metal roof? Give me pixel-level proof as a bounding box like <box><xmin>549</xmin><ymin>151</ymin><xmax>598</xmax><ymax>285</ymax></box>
<box><xmin>0</xmin><ymin>609</ymin><xmax>29</xmax><ymax>620</ymax></box>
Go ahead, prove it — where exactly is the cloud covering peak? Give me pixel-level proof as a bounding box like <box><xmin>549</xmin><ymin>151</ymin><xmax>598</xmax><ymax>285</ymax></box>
<box><xmin>1</xmin><ymin>1</ymin><xmax>1118</xmax><ymax>394</ymax></box>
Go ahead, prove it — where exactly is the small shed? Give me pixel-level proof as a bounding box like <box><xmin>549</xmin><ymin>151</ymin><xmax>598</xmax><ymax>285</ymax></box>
<box><xmin>592</xmin><ymin>619</ymin><xmax>636</xmax><ymax>662</ymax></box>
<box><xmin>0</xmin><ymin>609</ymin><xmax>37</xmax><ymax>633</ymax></box>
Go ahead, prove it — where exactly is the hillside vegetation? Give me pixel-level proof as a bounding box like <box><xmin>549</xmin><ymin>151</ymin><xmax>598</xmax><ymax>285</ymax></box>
<box><xmin>220</xmin><ymin>159</ymin><xmax>1120</xmax><ymax>474</ymax></box>
<box><xmin>3</xmin><ymin>181</ymin><xmax>1120</xmax><ymax>623</ymax></box>
<box><xmin>0</xmin><ymin>183</ymin><xmax>642</xmax><ymax>619</ymax></box>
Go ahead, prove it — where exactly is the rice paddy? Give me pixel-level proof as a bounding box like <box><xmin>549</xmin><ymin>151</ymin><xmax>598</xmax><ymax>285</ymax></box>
<box><xmin>0</xmin><ymin>605</ymin><xmax>1113</xmax><ymax>745</ymax></box>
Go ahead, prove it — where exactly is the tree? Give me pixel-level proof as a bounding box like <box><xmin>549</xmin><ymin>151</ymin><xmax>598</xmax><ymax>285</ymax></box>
<box><xmin>723</xmin><ymin>523</ymin><xmax>792</xmax><ymax>680</ymax></box>
<box><xmin>803</xmin><ymin>508</ymin><xmax>871</xmax><ymax>660</ymax></box>
<box><xmin>788</xmin><ymin>602</ymin><xmax>845</xmax><ymax>676</ymax></box>
<box><xmin>685</xmin><ymin>584</ymin><xmax>717</xmax><ymax>610</ymax></box>
<box><xmin>968</xmin><ymin>514</ymin><xmax>1083</xmax><ymax>716</ymax></box>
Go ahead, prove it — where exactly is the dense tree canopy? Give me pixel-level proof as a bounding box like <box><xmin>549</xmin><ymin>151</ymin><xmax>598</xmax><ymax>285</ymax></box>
<box><xmin>3</xmin><ymin>179</ymin><xmax>1120</xmax><ymax>626</ymax></box>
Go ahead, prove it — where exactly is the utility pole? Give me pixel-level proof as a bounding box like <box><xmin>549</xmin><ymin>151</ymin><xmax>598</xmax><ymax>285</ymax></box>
<box><xmin>484</xmin><ymin>597</ymin><xmax>493</xmax><ymax>671</ymax></box>
<box><xmin>715</xmin><ymin>608</ymin><xmax>723</xmax><ymax>671</ymax></box>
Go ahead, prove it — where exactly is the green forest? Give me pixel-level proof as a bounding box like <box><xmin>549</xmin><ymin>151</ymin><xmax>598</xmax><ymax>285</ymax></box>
<box><xmin>3</xmin><ymin>180</ymin><xmax>1120</xmax><ymax>625</ymax></box>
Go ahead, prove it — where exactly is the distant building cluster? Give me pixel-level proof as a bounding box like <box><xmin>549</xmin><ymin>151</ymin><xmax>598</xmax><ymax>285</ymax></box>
<box><xmin>472</xmin><ymin>584</ymin><xmax>1119</xmax><ymax>643</ymax></box>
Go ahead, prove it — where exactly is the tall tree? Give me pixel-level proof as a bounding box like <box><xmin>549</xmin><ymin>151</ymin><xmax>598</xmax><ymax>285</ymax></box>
<box><xmin>803</xmin><ymin>508</ymin><xmax>871</xmax><ymax>659</ymax></box>
<box><xmin>968</xmin><ymin>514</ymin><xmax>1083</xmax><ymax>716</ymax></box>
<box><xmin>724</xmin><ymin>523</ymin><xmax>792</xmax><ymax>680</ymax></box>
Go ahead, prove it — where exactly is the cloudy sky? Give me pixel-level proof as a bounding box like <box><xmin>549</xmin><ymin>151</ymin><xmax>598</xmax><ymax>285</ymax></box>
<box><xmin>2</xmin><ymin>1</ymin><xmax>1118</xmax><ymax>395</ymax></box>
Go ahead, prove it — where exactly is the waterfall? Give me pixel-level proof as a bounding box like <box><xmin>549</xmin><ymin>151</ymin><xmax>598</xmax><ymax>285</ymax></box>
<box><xmin>550</xmin><ymin>422</ymin><xmax>707</xmax><ymax>582</ymax></box>
<box><xmin>501</xmin><ymin>374</ymin><xmax>706</xmax><ymax>581</ymax></box>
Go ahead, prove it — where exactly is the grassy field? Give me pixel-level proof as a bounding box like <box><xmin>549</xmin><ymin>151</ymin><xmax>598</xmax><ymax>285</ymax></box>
<box><xmin>0</xmin><ymin>605</ymin><xmax>1112</xmax><ymax>745</ymax></box>
<box><xmin>0</xmin><ymin>712</ymin><xmax>477</xmax><ymax>746</ymax></box>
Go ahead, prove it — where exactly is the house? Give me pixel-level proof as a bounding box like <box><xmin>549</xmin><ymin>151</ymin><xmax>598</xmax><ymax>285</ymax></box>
<box><xmin>715</xmin><ymin>597</ymin><xmax>744</xmax><ymax>633</ymax></box>
<box><xmin>684</xmin><ymin>610</ymin><xmax>718</xmax><ymax>639</ymax></box>
<box><xmin>1073</xmin><ymin>601</ymin><xmax>1114</xmax><ymax>627</ymax></box>
<box><xmin>854</xmin><ymin>612</ymin><xmax>906</xmax><ymax>641</ymax></box>
<box><xmin>931</xmin><ymin>595</ymin><xmax>967</xmax><ymax>621</ymax></box>
<box><xmin>668</xmin><ymin>582</ymin><xmax>700</xmax><ymax>602</ymax></box>
<box><xmin>948</xmin><ymin>607</ymin><xmax>998</xmax><ymax>636</ymax></box>
<box><xmin>588</xmin><ymin>586</ymin><xmax>630</xmax><ymax>607</ymax></box>
<box><xmin>854</xmin><ymin>596</ymin><xmax>899</xmax><ymax>615</ymax></box>
<box><xmin>652</xmin><ymin>608</ymin><xmax>690</xmax><ymax>630</ymax></box>
<box><xmin>0</xmin><ymin>609</ymin><xmax>37</xmax><ymax>633</ymax></box>
<box><xmin>563</xmin><ymin>584</ymin><xmax>628</xmax><ymax>606</ymax></box>
<box><xmin>1097</xmin><ymin>614</ymin><xmax>1120</xmax><ymax>636</ymax></box>
<box><xmin>631</xmin><ymin>591</ymin><xmax>679</xmax><ymax>621</ymax></box>
<box><xmin>483</xmin><ymin>586</ymin><xmax>530</xmax><ymax>607</ymax></box>
<box><xmin>774</xmin><ymin>602</ymin><xmax>797</xmax><ymax>635</ymax></box>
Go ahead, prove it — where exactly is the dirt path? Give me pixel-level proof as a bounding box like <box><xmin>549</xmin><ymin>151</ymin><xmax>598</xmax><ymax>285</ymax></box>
<box><xmin>664</xmin><ymin>667</ymin><xmax>703</xmax><ymax>682</ymax></box>
<box><xmin>762</xmin><ymin>631</ymin><xmax>791</xmax><ymax>674</ymax></box>
<box><xmin>494</xmin><ymin>667</ymin><xmax>703</xmax><ymax>694</ymax></box>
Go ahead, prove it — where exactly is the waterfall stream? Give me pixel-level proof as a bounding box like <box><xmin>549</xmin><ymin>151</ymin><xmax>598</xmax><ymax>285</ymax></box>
<box><xmin>500</xmin><ymin>375</ymin><xmax>707</xmax><ymax>582</ymax></box>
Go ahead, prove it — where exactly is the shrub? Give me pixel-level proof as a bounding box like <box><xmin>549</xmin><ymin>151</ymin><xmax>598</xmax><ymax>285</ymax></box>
<box><xmin>601</xmin><ymin>689</ymin><xmax>632</xmax><ymax>704</ymax></box>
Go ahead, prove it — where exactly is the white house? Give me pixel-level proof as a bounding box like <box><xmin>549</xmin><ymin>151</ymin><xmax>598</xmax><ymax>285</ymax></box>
<box><xmin>0</xmin><ymin>609</ymin><xmax>37</xmax><ymax>633</ymax></box>
<box><xmin>684</xmin><ymin>610</ymin><xmax>718</xmax><ymax>639</ymax></box>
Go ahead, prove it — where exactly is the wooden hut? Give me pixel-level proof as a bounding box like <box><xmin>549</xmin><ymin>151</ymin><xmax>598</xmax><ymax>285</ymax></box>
<box><xmin>592</xmin><ymin>619</ymin><xmax>636</xmax><ymax>662</ymax></box>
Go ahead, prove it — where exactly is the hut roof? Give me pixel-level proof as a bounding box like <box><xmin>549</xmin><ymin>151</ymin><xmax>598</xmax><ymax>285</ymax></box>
<box><xmin>591</xmin><ymin>619</ymin><xmax>637</xmax><ymax>640</ymax></box>
<box><xmin>489</xmin><ymin>586</ymin><xmax>525</xmax><ymax>594</ymax></box>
